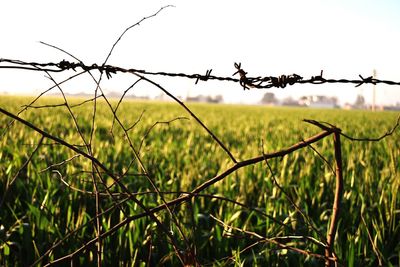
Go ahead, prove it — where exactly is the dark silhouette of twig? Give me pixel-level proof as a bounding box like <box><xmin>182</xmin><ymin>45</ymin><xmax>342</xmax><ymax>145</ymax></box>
<box><xmin>0</xmin><ymin>69</ymin><xmax>87</xmax><ymax>139</ymax></box>
<box><xmin>262</xmin><ymin>152</ymin><xmax>326</xmax><ymax>243</ymax></box>
<box><xmin>304</xmin><ymin>119</ymin><xmax>343</xmax><ymax>266</ymax></box>
<box><xmin>133</xmin><ymin>72</ymin><xmax>238</xmax><ymax>164</ymax></box>
<box><xmin>31</xmin><ymin>196</ymin><xmax>131</xmax><ymax>266</ymax></box>
<box><xmin>0</xmin><ymin>106</ymin><xmax>187</xmax><ymax>266</ymax></box>
<box><xmin>111</xmin><ymin>78</ymin><xmax>143</xmax><ymax>134</ymax></box>
<box><xmin>40</xmin><ymin>36</ymin><xmax>193</xmax><ymax>265</ymax></box>
<box><xmin>323</xmin><ymin>130</ymin><xmax>343</xmax><ymax>267</ymax></box>
<box><xmin>341</xmin><ymin>115</ymin><xmax>400</xmax><ymax>141</ymax></box>
<box><xmin>102</xmin><ymin>5</ymin><xmax>173</xmax><ymax>66</ymax></box>
<box><xmin>39</xmin><ymin>154</ymin><xmax>81</xmax><ymax>173</ymax></box>
<box><xmin>125</xmin><ymin>109</ymin><xmax>146</xmax><ymax>132</ymax></box>
<box><xmin>54</xmin><ymin>129</ymin><xmax>335</xmax><ymax>259</ymax></box>
<box><xmin>138</xmin><ymin>117</ymin><xmax>189</xmax><ymax>153</ymax></box>
<box><xmin>0</xmin><ymin>136</ymin><xmax>44</xmax><ymax>209</ymax></box>
<box><xmin>304</xmin><ymin>141</ymin><xmax>336</xmax><ymax>175</ymax></box>
<box><xmin>361</xmin><ymin>213</ymin><xmax>383</xmax><ymax>266</ymax></box>
<box><xmin>210</xmin><ymin>215</ymin><xmax>336</xmax><ymax>263</ymax></box>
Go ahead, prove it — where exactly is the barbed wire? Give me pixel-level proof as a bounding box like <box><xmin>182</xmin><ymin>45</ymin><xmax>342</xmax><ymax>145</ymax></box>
<box><xmin>2</xmin><ymin>58</ymin><xmax>400</xmax><ymax>90</ymax></box>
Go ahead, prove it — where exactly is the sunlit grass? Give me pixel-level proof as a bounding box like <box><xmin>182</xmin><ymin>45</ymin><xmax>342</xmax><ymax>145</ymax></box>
<box><xmin>0</xmin><ymin>95</ymin><xmax>399</xmax><ymax>266</ymax></box>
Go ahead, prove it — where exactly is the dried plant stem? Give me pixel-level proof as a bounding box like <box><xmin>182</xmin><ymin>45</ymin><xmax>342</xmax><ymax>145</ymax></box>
<box><xmin>0</xmin><ymin>106</ymin><xmax>186</xmax><ymax>266</ymax></box>
<box><xmin>42</xmin><ymin>36</ymin><xmax>191</xmax><ymax>264</ymax></box>
<box><xmin>135</xmin><ymin>73</ymin><xmax>238</xmax><ymax>163</ymax></box>
<box><xmin>361</xmin><ymin>214</ymin><xmax>383</xmax><ymax>266</ymax></box>
<box><xmin>0</xmin><ymin>136</ymin><xmax>44</xmax><ymax>209</ymax></box>
<box><xmin>47</xmin><ymin>129</ymin><xmax>335</xmax><ymax>260</ymax></box>
<box><xmin>210</xmin><ymin>215</ymin><xmax>337</xmax><ymax>262</ymax></box>
<box><xmin>325</xmin><ymin>131</ymin><xmax>343</xmax><ymax>267</ymax></box>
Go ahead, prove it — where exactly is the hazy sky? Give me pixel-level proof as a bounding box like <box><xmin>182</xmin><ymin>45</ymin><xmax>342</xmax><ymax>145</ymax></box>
<box><xmin>1</xmin><ymin>0</ymin><xmax>400</xmax><ymax>105</ymax></box>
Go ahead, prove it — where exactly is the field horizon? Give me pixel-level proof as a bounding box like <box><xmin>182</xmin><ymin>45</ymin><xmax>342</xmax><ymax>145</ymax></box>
<box><xmin>1</xmin><ymin>95</ymin><xmax>399</xmax><ymax>266</ymax></box>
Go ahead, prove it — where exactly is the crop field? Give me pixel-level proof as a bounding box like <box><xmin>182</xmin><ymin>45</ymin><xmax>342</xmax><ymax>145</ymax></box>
<box><xmin>0</xmin><ymin>95</ymin><xmax>399</xmax><ymax>266</ymax></box>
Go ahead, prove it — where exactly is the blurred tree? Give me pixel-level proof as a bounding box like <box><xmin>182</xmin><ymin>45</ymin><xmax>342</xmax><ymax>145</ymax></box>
<box><xmin>354</xmin><ymin>94</ymin><xmax>365</xmax><ymax>107</ymax></box>
<box><xmin>261</xmin><ymin>92</ymin><xmax>278</xmax><ymax>105</ymax></box>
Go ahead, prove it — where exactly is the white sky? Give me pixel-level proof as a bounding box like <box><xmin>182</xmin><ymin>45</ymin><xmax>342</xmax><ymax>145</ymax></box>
<box><xmin>1</xmin><ymin>0</ymin><xmax>400</xmax><ymax>105</ymax></box>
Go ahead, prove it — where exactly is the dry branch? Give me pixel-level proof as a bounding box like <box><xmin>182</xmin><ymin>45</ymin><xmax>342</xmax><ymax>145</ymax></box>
<box><xmin>0</xmin><ymin>106</ymin><xmax>185</xmax><ymax>266</ymax></box>
<box><xmin>0</xmin><ymin>136</ymin><xmax>44</xmax><ymax>209</ymax></box>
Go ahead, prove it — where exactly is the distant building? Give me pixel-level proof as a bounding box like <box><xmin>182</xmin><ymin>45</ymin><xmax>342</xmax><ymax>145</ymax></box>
<box><xmin>155</xmin><ymin>93</ymin><xmax>171</xmax><ymax>101</ymax></box>
<box><xmin>186</xmin><ymin>94</ymin><xmax>223</xmax><ymax>103</ymax></box>
<box><xmin>382</xmin><ymin>103</ymin><xmax>400</xmax><ymax>111</ymax></box>
<box><xmin>281</xmin><ymin>96</ymin><xmax>301</xmax><ymax>106</ymax></box>
<box><xmin>343</xmin><ymin>103</ymin><xmax>354</xmax><ymax>110</ymax></box>
<box><xmin>343</xmin><ymin>94</ymin><xmax>367</xmax><ymax>110</ymax></box>
<box><xmin>299</xmin><ymin>95</ymin><xmax>338</xmax><ymax>108</ymax></box>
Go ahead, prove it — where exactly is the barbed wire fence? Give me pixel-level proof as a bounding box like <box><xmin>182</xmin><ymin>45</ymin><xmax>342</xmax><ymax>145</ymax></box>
<box><xmin>1</xmin><ymin>6</ymin><xmax>399</xmax><ymax>267</ymax></box>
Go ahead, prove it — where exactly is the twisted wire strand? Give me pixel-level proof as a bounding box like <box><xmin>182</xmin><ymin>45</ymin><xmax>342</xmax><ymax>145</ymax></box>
<box><xmin>1</xmin><ymin>59</ymin><xmax>399</xmax><ymax>89</ymax></box>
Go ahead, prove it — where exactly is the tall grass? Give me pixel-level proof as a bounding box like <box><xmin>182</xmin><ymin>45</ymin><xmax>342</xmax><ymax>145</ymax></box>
<box><xmin>0</xmin><ymin>95</ymin><xmax>399</xmax><ymax>266</ymax></box>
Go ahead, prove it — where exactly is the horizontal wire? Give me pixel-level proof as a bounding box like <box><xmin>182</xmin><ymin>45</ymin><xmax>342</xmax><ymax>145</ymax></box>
<box><xmin>2</xmin><ymin>59</ymin><xmax>399</xmax><ymax>89</ymax></box>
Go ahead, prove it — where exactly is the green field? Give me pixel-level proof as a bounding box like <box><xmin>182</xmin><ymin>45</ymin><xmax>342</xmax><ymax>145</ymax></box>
<box><xmin>0</xmin><ymin>95</ymin><xmax>399</xmax><ymax>266</ymax></box>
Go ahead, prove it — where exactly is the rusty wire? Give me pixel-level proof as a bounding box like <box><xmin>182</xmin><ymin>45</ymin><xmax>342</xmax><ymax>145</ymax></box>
<box><xmin>1</xmin><ymin>58</ymin><xmax>400</xmax><ymax>89</ymax></box>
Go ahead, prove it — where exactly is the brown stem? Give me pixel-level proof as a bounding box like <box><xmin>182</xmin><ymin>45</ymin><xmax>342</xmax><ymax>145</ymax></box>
<box><xmin>0</xmin><ymin>106</ymin><xmax>185</xmax><ymax>266</ymax></box>
<box><xmin>43</xmin><ymin>129</ymin><xmax>335</xmax><ymax>260</ymax></box>
<box><xmin>0</xmin><ymin>136</ymin><xmax>44</xmax><ymax>209</ymax></box>
<box><xmin>135</xmin><ymin>73</ymin><xmax>238</xmax><ymax>163</ymax></box>
<box><xmin>325</xmin><ymin>131</ymin><xmax>343</xmax><ymax>267</ymax></box>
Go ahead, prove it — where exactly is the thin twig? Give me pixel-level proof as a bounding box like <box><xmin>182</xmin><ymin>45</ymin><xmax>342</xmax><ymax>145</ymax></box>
<box><xmin>40</xmin><ymin>38</ymin><xmax>191</xmax><ymax>265</ymax></box>
<box><xmin>134</xmin><ymin>72</ymin><xmax>238</xmax><ymax>163</ymax></box>
<box><xmin>305</xmin><ymin>141</ymin><xmax>336</xmax><ymax>175</ymax></box>
<box><xmin>125</xmin><ymin>109</ymin><xmax>146</xmax><ymax>132</ymax></box>
<box><xmin>53</xmin><ymin>129</ymin><xmax>335</xmax><ymax>258</ymax></box>
<box><xmin>111</xmin><ymin>79</ymin><xmax>143</xmax><ymax>134</ymax></box>
<box><xmin>325</xmin><ymin>131</ymin><xmax>343</xmax><ymax>267</ymax></box>
<box><xmin>30</xmin><ymin>196</ymin><xmax>131</xmax><ymax>266</ymax></box>
<box><xmin>262</xmin><ymin>155</ymin><xmax>326</xmax><ymax>242</ymax></box>
<box><xmin>361</xmin><ymin>213</ymin><xmax>383</xmax><ymax>266</ymax></box>
<box><xmin>210</xmin><ymin>215</ymin><xmax>336</xmax><ymax>262</ymax></box>
<box><xmin>40</xmin><ymin>154</ymin><xmax>81</xmax><ymax>173</ymax></box>
<box><xmin>0</xmin><ymin>136</ymin><xmax>44</xmax><ymax>209</ymax></box>
<box><xmin>138</xmin><ymin>117</ymin><xmax>189</xmax><ymax>153</ymax></box>
<box><xmin>0</xmin><ymin>106</ymin><xmax>185</xmax><ymax>266</ymax></box>
<box><xmin>341</xmin><ymin>115</ymin><xmax>400</xmax><ymax>141</ymax></box>
<box><xmin>102</xmin><ymin>5</ymin><xmax>174</xmax><ymax>67</ymax></box>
